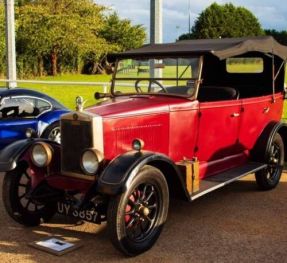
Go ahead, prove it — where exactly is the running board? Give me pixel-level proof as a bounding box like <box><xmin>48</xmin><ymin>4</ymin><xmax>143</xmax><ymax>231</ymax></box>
<box><xmin>190</xmin><ymin>162</ymin><xmax>267</xmax><ymax>201</ymax></box>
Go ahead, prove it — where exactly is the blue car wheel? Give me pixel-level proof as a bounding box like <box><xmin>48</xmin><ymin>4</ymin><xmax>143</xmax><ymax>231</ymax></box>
<box><xmin>42</xmin><ymin>121</ymin><xmax>61</xmax><ymax>143</ymax></box>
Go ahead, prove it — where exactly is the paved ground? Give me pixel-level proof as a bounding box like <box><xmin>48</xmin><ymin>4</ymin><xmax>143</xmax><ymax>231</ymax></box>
<box><xmin>0</xmin><ymin>173</ymin><xmax>287</xmax><ymax>263</ymax></box>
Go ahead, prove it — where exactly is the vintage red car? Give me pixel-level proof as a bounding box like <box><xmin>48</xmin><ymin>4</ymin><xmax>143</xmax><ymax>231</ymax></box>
<box><xmin>1</xmin><ymin>36</ymin><xmax>287</xmax><ymax>256</ymax></box>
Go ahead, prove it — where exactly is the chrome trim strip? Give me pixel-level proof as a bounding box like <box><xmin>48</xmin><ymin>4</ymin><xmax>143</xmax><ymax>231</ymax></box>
<box><xmin>92</xmin><ymin>115</ymin><xmax>104</xmax><ymax>155</ymax></box>
<box><xmin>61</xmin><ymin>110</ymin><xmax>98</xmax><ymax>121</ymax></box>
<box><xmin>60</xmin><ymin>110</ymin><xmax>104</xmax><ymax>179</ymax></box>
<box><xmin>61</xmin><ymin>110</ymin><xmax>104</xmax><ymax>154</ymax></box>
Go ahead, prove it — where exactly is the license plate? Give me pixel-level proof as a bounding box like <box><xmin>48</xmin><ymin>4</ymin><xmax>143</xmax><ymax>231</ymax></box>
<box><xmin>57</xmin><ymin>202</ymin><xmax>98</xmax><ymax>223</ymax></box>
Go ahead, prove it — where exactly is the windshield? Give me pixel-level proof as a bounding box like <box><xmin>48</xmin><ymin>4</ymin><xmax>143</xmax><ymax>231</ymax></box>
<box><xmin>112</xmin><ymin>57</ymin><xmax>201</xmax><ymax>97</ymax></box>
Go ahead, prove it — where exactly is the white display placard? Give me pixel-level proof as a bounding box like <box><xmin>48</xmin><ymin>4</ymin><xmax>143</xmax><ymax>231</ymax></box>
<box><xmin>36</xmin><ymin>238</ymin><xmax>74</xmax><ymax>252</ymax></box>
<box><xmin>30</xmin><ymin>237</ymin><xmax>82</xmax><ymax>256</ymax></box>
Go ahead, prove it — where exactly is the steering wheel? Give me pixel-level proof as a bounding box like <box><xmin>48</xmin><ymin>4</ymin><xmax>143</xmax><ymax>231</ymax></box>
<box><xmin>135</xmin><ymin>79</ymin><xmax>167</xmax><ymax>93</ymax></box>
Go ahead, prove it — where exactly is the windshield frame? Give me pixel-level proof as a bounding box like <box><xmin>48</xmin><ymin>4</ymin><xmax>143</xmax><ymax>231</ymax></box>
<box><xmin>110</xmin><ymin>55</ymin><xmax>204</xmax><ymax>99</ymax></box>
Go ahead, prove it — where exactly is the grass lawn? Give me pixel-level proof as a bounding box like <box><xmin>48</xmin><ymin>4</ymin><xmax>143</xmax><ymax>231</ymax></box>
<box><xmin>1</xmin><ymin>74</ymin><xmax>113</xmax><ymax>109</ymax></box>
<box><xmin>0</xmin><ymin>67</ymin><xmax>287</xmax><ymax>118</ymax></box>
<box><xmin>24</xmin><ymin>84</ymin><xmax>106</xmax><ymax>110</ymax></box>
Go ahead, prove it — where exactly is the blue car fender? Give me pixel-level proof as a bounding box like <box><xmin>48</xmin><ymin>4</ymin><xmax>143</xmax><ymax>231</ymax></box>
<box><xmin>37</xmin><ymin>109</ymin><xmax>68</xmax><ymax>136</ymax></box>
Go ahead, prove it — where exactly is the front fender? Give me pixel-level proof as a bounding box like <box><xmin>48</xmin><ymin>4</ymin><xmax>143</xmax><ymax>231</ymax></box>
<box><xmin>0</xmin><ymin>139</ymin><xmax>34</xmax><ymax>172</ymax></box>
<box><xmin>0</xmin><ymin>138</ymin><xmax>59</xmax><ymax>172</ymax></box>
<box><xmin>97</xmin><ymin>151</ymin><xmax>188</xmax><ymax>198</ymax></box>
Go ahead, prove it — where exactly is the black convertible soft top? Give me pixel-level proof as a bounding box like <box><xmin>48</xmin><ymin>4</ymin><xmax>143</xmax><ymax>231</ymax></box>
<box><xmin>113</xmin><ymin>36</ymin><xmax>287</xmax><ymax>60</ymax></box>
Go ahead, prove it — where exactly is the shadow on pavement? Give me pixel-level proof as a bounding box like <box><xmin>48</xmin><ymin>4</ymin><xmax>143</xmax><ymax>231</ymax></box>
<box><xmin>0</xmin><ymin>175</ymin><xmax>287</xmax><ymax>262</ymax></box>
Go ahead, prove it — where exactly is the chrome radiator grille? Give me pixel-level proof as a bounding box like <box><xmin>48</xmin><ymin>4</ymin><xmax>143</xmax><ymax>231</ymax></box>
<box><xmin>61</xmin><ymin>119</ymin><xmax>93</xmax><ymax>174</ymax></box>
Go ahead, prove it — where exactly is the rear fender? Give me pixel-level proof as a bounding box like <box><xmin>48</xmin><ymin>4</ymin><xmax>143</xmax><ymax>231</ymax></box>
<box><xmin>251</xmin><ymin>121</ymin><xmax>287</xmax><ymax>162</ymax></box>
<box><xmin>97</xmin><ymin>151</ymin><xmax>189</xmax><ymax>200</ymax></box>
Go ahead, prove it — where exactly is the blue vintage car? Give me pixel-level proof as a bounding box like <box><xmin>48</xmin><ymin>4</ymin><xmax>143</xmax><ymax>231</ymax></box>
<box><xmin>0</xmin><ymin>88</ymin><xmax>69</xmax><ymax>149</ymax></box>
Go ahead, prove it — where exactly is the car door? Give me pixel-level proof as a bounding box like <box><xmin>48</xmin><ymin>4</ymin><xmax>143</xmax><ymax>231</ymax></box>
<box><xmin>239</xmin><ymin>93</ymin><xmax>283</xmax><ymax>152</ymax></box>
<box><xmin>195</xmin><ymin>98</ymin><xmax>243</xmax><ymax>178</ymax></box>
<box><xmin>0</xmin><ymin>96</ymin><xmax>40</xmax><ymax>148</ymax></box>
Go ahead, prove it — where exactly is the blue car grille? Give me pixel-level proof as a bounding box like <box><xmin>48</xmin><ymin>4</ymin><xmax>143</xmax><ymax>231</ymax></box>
<box><xmin>61</xmin><ymin>119</ymin><xmax>93</xmax><ymax>174</ymax></box>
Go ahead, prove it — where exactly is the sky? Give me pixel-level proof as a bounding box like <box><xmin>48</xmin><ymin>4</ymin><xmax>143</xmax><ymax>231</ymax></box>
<box><xmin>95</xmin><ymin>0</ymin><xmax>287</xmax><ymax>43</ymax></box>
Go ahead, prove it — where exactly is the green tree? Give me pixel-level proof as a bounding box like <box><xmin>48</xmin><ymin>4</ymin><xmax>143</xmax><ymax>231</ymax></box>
<box><xmin>178</xmin><ymin>33</ymin><xmax>196</xmax><ymax>41</ymax></box>
<box><xmin>179</xmin><ymin>3</ymin><xmax>264</xmax><ymax>40</ymax></box>
<box><xmin>83</xmin><ymin>11</ymin><xmax>146</xmax><ymax>74</ymax></box>
<box><xmin>265</xmin><ymin>29</ymin><xmax>287</xmax><ymax>46</ymax></box>
<box><xmin>16</xmin><ymin>1</ymin><xmax>145</xmax><ymax>76</ymax></box>
<box><xmin>17</xmin><ymin>0</ymin><xmax>111</xmax><ymax>76</ymax></box>
<box><xmin>16</xmin><ymin>0</ymin><xmax>34</xmax><ymax>7</ymax></box>
<box><xmin>100</xmin><ymin>12</ymin><xmax>146</xmax><ymax>52</ymax></box>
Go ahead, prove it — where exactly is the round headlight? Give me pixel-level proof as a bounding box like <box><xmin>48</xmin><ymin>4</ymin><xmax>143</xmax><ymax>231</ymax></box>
<box><xmin>81</xmin><ymin>149</ymin><xmax>102</xmax><ymax>175</ymax></box>
<box><xmin>31</xmin><ymin>142</ymin><xmax>52</xmax><ymax>167</ymax></box>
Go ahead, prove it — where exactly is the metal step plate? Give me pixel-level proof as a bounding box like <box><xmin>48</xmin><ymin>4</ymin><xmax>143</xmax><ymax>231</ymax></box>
<box><xmin>190</xmin><ymin>162</ymin><xmax>267</xmax><ymax>201</ymax></box>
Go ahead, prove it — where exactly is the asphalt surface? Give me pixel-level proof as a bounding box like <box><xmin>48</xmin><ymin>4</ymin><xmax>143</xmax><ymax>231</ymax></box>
<box><xmin>0</xmin><ymin>173</ymin><xmax>287</xmax><ymax>263</ymax></box>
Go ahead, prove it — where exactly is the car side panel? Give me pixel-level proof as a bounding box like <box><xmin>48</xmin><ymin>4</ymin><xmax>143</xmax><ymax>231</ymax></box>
<box><xmin>103</xmin><ymin>113</ymin><xmax>170</xmax><ymax>161</ymax></box>
<box><xmin>168</xmin><ymin>101</ymin><xmax>199</xmax><ymax>161</ymax></box>
<box><xmin>0</xmin><ymin>119</ymin><xmax>38</xmax><ymax>149</ymax></box>
<box><xmin>196</xmin><ymin>99</ymin><xmax>242</xmax><ymax>178</ymax></box>
<box><xmin>239</xmin><ymin>93</ymin><xmax>283</xmax><ymax>151</ymax></box>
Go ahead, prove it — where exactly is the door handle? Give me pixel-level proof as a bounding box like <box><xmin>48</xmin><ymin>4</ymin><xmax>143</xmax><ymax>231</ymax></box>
<box><xmin>263</xmin><ymin>107</ymin><xmax>270</xmax><ymax>114</ymax></box>
<box><xmin>231</xmin><ymin>113</ymin><xmax>240</xmax><ymax>117</ymax></box>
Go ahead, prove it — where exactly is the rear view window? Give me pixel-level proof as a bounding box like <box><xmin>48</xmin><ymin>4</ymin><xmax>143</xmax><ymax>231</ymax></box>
<box><xmin>226</xmin><ymin>57</ymin><xmax>263</xmax><ymax>73</ymax></box>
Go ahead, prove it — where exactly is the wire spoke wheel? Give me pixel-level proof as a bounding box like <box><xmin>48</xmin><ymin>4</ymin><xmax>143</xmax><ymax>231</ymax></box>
<box><xmin>107</xmin><ymin>165</ymin><xmax>169</xmax><ymax>256</ymax></box>
<box><xmin>42</xmin><ymin>121</ymin><xmax>61</xmax><ymax>143</ymax></box>
<box><xmin>17</xmin><ymin>170</ymin><xmax>44</xmax><ymax>212</ymax></box>
<box><xmin>2</xmin><ymin>163</ymin><xmax>56</xmax><ymax>226</ymax></box>
<box><xmin>124</xmin><ymin>183</ymin><xmax>159</xmax><ymax>242</ymax></box>
<box><xmin>255</xmin><ymin>133</ymin><xmax>284</xmax><ymax>190</ymax></box>
<box><xmin>48</xmin><ymin>127</ymin><xmax>61</xmax><ymax>143</ymax></box>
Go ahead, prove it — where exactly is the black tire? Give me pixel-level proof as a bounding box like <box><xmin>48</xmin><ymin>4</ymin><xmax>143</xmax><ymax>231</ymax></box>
<box><xmin>255</xmin><ymin>133</ymin><xmax>284</xmax><ymax>190</ymax></box>
<box><xmin>107</xmin><ymin>165</ymin><xmax>169</xmax><ymax>256</ymax></box>
<box><xmin>2</xmin><ymin>163</ymin><xmax>56</xmax><ymax>226</ymax></box>
<box><xmin>42</xmin><ymin>121</ymin><xmax>61</xmax><ymax>143</ymax></box>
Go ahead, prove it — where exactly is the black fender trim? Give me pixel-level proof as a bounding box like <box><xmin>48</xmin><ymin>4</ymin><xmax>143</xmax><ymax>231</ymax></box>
<box><xmin>0</xmin><ymin>138</ymin><xmax>58</xmax><ymax>172</ymax></box>
<box><xmin>97</xmin><ymin>151</ymin><xmax>189</xmax><ymax>198</ymax></box>
<box><xmin>251</xmin><ymin>121</ymin><xmax>287</xmax><ymax>162</ymax></box>
<box><xmin>0</xmin><ymin>139</ymin><xmax>34</xmax><ymax>172</ymax></box>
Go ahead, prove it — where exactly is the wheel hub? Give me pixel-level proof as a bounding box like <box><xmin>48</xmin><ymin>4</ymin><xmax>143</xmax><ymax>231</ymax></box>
<box><xmin>49</xmin><ymin>127</ymin><xmax>61</xmax><ymax>143</ymax></box>
<box><xmin>270</xmin><ymin>157</ymin><xmax>278</xmax><ymax>164</ymax></box>
<box><xmin>139</xmin><ymin>205</ymin><xmax>150</xmax><ymax>217</ymax></box>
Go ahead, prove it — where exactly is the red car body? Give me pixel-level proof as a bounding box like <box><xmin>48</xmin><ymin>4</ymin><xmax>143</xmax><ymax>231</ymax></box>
<box><xmin>1</xmin><ymin>36</ymin><xmax>287</xmax><ymax>256</ymax></box>
<box><xmin>87</xmin><ymin>92</ymin><xmax>283</xmax><ymax>179</ymax></box>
